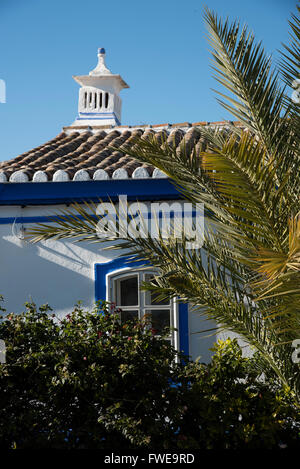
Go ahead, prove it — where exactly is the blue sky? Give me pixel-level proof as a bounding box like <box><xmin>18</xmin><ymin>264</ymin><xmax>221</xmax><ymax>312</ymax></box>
<box><xmin>0</xmin><ymin>0</ymin><xmax>297</xmax><ymax>162</ymax></box>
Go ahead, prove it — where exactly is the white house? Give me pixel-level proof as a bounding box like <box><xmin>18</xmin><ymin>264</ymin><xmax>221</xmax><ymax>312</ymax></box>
<box><xmin>0</xmin><ymin>49</ymin><xmax>236</xmax><ymax>362</ymax></box>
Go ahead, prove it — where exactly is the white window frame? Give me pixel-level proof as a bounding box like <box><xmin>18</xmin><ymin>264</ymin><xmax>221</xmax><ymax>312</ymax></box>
<box><xmin>106</xmin><ymin>267</ymin><xmax>179</xmax><ymax>350</ymax></box>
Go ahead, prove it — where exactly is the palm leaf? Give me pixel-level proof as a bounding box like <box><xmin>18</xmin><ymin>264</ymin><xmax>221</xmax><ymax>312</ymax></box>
<box><xmin>26</xmin><ymin>7</ymin><xmax>300</xmax><ymax>401</ymax></box>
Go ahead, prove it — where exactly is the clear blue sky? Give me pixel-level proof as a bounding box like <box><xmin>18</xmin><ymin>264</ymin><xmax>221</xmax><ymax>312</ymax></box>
<box><xmin>0</xmin><ymin>0</ymin><xmax>297</xmax><ymax>162</ymax></box>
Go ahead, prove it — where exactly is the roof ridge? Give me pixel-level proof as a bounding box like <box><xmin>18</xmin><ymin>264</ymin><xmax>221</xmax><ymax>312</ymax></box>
<box><xmin>63</xmin><ymin>120</ymin><xmax>243</xmax><ymax>133</ymax></box>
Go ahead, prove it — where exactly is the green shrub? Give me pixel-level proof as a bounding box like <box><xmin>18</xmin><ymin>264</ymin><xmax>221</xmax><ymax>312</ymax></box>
<box><xmin>0</xmin><ymin>301</ymin><xmax>185</xmax><ymax>449</ymax></box>
<box><xmin>0</xmin><ymin>301</ymin><xmax>299</xmax><ymax>449</ymax></box>
<box><xmin>177</xmin><ymin>339</ymin><xmax>300</xmax><ymax>449</ymax></box>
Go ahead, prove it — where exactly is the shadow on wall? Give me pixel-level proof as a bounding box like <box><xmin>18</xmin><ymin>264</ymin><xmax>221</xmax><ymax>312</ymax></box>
<box><xmin>0</xmin><ymin>229</ymin><xmax>113</xmax><ymax>315</ymax></box>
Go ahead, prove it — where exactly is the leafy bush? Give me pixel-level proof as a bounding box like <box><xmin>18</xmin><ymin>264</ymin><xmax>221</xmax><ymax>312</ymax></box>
<box><xmin>0</xmin><ymin>301</ymin><xmax>185</xmax><ymax>449</ymax></box>
<box><xmin>0</xmin><ymin>301</ymin><xmax>299</xmax><ymax>449</ymax></box>
<box><xmin>177</xmin><ymin>339</ymin><xmax>300</xmax><ymax>449</ymax></box>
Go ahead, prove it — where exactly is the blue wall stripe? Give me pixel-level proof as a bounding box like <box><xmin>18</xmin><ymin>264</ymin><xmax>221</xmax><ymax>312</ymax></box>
<box><xmin>0</xmin><ymin>209</ymin><xmax>199</xmax><ymax>225</ymax></box>
<box><xmin>0</xmin><ymin>216</ymin><xmax>52</xmax><ymax>225</ymax></box>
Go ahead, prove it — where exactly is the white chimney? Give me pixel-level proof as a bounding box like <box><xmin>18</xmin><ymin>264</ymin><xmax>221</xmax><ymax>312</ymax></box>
<box><xmin>71</xmin><ymin>48</ymin><xmax>129</xmax><ymax>127</ymax></box>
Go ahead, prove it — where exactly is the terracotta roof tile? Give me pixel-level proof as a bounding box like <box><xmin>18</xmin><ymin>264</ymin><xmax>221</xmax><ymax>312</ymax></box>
<box><xmin>0</xmin><ymin>121</ymin><xmax>237</xmax><ymax>182</ymax></box>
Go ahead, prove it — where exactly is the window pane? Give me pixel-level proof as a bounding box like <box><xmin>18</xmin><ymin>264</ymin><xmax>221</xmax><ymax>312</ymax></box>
<box><xmin>145</xmin><ymin>309</ymin><xmax>170</xmax><ymax>335</ymax></box>
<box><xmin>120</xmin><ymin>310</ymin><xmax>138</xmax><ymax>323</ymax></box>
<box><xmin>144</xmin><ymin>274</ymin><xmax>170</xmax><ymax>305</ymax></box>
<box><xmin>116</xmin><ymin>275</ymin><xmax>138</xmax><ymax>306</ymax></box>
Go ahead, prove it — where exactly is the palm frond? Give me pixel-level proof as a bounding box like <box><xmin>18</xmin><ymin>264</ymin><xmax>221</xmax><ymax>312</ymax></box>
<box><xmin>25</xmin><ymin>7</ymin><xmax>300</xmax><ymax>401</ymax></box>
<box><xmin>280</xmin><ymin>5</ymin><xmax>300</xmax><ymax>88</ymax></box>
<box><xmin>203</xmin><ymin>7</ymin><xmax>291</xmax><ymax>161</ymax></box>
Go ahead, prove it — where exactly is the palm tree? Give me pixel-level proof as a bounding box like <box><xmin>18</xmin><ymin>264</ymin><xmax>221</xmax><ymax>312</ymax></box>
<box><xmin>28</xmin><ymin>7</ymin><xmax>300</xmax><ymax>401</ymax></box>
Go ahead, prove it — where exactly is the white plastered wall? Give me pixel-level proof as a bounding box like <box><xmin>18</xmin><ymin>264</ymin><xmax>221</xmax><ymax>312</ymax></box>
<box><xmin>0</xmin><ymin>204</ymin><xmax>112</xmax><ymax>316</ymax></box>
<box><xmin>0</xmin><ymin>203</ymin><xmax>251</xmax><ymax>361</ymax></box>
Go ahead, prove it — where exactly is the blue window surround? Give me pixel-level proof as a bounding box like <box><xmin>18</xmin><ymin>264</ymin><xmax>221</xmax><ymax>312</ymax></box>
<box><xmin>94</xmin><ymin>256</ymin><xmax>189</xmax><ymax>357</ymax></box>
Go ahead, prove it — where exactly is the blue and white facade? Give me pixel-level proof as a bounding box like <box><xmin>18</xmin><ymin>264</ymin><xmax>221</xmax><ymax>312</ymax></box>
<box><xmin>0</xmin><ymin>50</ymin><xmax>223</xmax><ymax>362</ymax></box>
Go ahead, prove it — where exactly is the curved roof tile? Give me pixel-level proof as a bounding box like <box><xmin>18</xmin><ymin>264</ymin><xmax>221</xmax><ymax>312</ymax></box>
<box><xmin>0</xmin><ymin>121</ymin><xmax>240</xmax><ymax>182</ymax></box>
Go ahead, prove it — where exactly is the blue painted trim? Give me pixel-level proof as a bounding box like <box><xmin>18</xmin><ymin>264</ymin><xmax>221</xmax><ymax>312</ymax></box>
<box><xmin>77</xmin><ymin>117</ymin><xmax>120</xmax><ymax>124</ymax></box>
<box><xmin>0</xmin><ymin>216</ymin><xmax>53</xmax><ymax>225</ymax></box>
<box><xmin>77</xmin><ymin>117</ymin><xmax>113</xmax><ymax>120</ymax></box>
<box><xmin>95</xmin><ymin>256</ymin><xmax>139</xmax><ymax>302</ymax></box>
<box><xmin>178</xmin><ymin>303</ymin><xmax>189</xmax><ymax>357</ymax></box>
<box><xmin>0</xmin><ymin>179</ymin><xmax>181</xmax><ymax>206</ymax></box>
<box><xmin>94</xmin><ymin>256</ymin><xmax>189</xmax><ymax>356</ymax></box>
<box><xmin>77</xmin><ymin>117</ymin><xmax>114</xmax><ymax>120</ymax></box>
<box><xmin>79</xmin><ymin>112</ymin><xmax>116</xmax><ymax>116</ymax></box>
<box><xmin>77</xmin><ymin>112</ymin><xmax>121</xmax><ymax>126</ymax></box>
<box><xmin>0</xmin><ymin>209</ymin><xmax>199</xmax><ymax>225</ymax></box>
